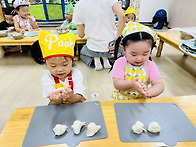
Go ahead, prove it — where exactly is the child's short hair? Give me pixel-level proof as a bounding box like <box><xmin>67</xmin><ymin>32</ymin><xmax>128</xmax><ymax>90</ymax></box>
<box><xmin>4</xmin><ymin>7</ymin><xmax>17</xmax><ymax>16</ymax></box>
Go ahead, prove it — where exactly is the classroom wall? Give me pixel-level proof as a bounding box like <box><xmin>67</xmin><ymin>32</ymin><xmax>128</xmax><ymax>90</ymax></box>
<box><xmin>168</xmin><ymin>0</ymin><xmax>196</xmax><ymax>28</ymax></box>
<box><xmin>138</xmin><ymin>0</ymin><xmax>173</xmax><ymax>22</ymax></box>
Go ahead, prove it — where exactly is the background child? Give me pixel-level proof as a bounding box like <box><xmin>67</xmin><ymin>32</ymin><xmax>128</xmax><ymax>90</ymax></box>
<box><xmin>73</xmin><ymin>0</ymin><xmax>126</xmax><ymax>70</ymax></box>
<box><xmin>0</xmin><ymin>7</ymin><xmax>17</xmax><ymax>30</ymax></box>
<box><xmin>12</xmin><ymin>0</ymin><xmax>39</xmax><ymax>32</ymax></box>
<box><xmin>0</xmin><ymin>7</ymin><xmax>20</xmax><ymax>54</ymax></box>
<box><xmin>31</xmin><ymin>30</ymin><xmax>86</xmax><ymax>105</ymax></box>
<box><xmin>112</xmin><ymin>22</ymin><xmax>164</xmax><ymax>100</ymax></box>
<box><xmin>124</xmin><ymin>7</ymin><xmax>137</xmax><ymax>23</ymax></box>
<box><xmin>56</xmin><ymin>2</ymin><xmax>77</xmax><ymax>31</ymax></box>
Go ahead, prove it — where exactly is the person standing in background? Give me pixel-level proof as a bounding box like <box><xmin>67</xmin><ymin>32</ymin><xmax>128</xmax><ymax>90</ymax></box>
<box><xmin>73</xmin><ymin>0</ymin><xmax>126</xmax><ymax>70</ymax></box>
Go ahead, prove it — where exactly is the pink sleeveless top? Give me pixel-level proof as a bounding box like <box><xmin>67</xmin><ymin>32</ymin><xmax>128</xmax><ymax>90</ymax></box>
<box><xmin>15</xmin><ymin>15</ymin><xmax>36</xmax><ymax>31</ymax></box>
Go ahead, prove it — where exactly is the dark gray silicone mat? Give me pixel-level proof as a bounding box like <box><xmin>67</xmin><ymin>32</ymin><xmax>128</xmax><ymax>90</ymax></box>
<box><xmin>114</xmin><ymin>103</ymin><xmax>196</xmax><ymax>146</ymax></box>
<box><xmin>23</xmin><ymin>101</ymin><xmax>108</xmax><ymax>147</ymax></box>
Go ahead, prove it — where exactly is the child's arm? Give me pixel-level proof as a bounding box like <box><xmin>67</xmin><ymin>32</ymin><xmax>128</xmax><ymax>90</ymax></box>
<box><xmin>28</xmin><ymin>16</ymin><xmax>39</xmax><ymax>29</ymax></box>
<box><xmin>113</xmin><ymin>77</ymin><xmax>147</xmax><ymax>96</ymax></box>
<box><xmin>13</xmin><ymin>16</ymin><xmax>25</xmax><ymax>32</ymax></box>
<box><xmin>146</xmin><ymin>79</ymin><xmax>164</xmax><ymax>97</ymax></box>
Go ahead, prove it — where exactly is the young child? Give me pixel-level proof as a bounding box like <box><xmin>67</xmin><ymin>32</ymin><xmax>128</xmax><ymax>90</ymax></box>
<box><xmin>56</xmin><ymin>2</ymin><xmax>77</xmax><ymax>31</ymax></box>
<box><xmin>12</xmin><ymin>0</ymin><xmax>39</xmax><ymax>32</ymax></box>
<box><xmin>0</xmin><ymin>7</ymin><xmax>21</xmax><ymax>54</ymax></box>
<box><xmin>124</xmin><ymin>7</ymin><xmax>137</xmax><ymax>23</ymax></box>
<box><xmin>112</xmin><ymin>22</ymin><xmax>164</xmax><ymax>100</ymax></box>
<box><xmin>31</xmin><ymin>30</ymin><xmax>86</xmax><ymax>105</ymax></box>
<box><xmin>0</xmin><ymin>7</ymin><xmax>17</xmax><ymax>31</ymax></box>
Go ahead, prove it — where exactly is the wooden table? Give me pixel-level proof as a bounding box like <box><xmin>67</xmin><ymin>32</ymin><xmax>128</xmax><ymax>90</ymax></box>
<box><xmin>0</xmin><ymin>95</ymin><xmax>196</xmax><ymax>147</ymax></box>
<box><xmin>0</xmin><ymin>30</ymin><xmax>87</xmax><ymax>60</ymax></box>
<box><xmin>156</xmin><ymin>32</ymin><xmax>196</xmax><ymax>60</ymax></box>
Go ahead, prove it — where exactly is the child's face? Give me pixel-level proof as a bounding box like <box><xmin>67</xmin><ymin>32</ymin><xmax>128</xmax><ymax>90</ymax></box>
<box><xmin>17</xmin><ymin>6</ymin><xmax>30</xmax><ymax>19</ymax></box>
<box><xmin>4</xmin><ymin>14</ymin><xmax>14</xmax><ymax>25</ymax></box>
<box><xmin>64</xmin><ymin>13</ymin><xmax>72</xmax><ymax>22</ymax></box>
<box><xmin>125</xmin><ymin>13</ymin><xmax>135</xmax><ymax>23</ymax></box>
<box><xmin>123</xmin><ymin>40</ymin><xmax>151</xmax><ymax>66</ymax></box>
<box><xmin>46</xmin><ymin>56</ymin><xmax>72</xmax><ymax>81</ymax></box>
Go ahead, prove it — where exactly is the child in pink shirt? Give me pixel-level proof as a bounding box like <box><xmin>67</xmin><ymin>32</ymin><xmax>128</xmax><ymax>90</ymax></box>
<box><xmin>12</xmin><ymin>0</ymin><xmax>39</xmax><ymax>32</ymax></box>
<box><xmin>112</xmin><ymin>22</ymin><xmax>164</xmax><ymax>100</ymax></box>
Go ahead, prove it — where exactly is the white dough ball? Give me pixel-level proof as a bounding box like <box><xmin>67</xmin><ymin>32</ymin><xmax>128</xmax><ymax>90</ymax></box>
<box><xmin>148</xmin><ymin>122</ymin><xmax>161</xmax><ymax>133</ymax></box>
<box><xmin>86</xmin><ymin>122</ymin><xmax>101</xmax><ymax>137</ymax></box>
<box><xmin>53</xmin><ymin>124</ymin><xmax>68</xmax><ymax>136</ymax></box>
<box><xmin>132</xmin><ymin>121</ymin><xmax>145</xmax><ymax>134</ymax></box>
<box><xmin>71</xmin><ymin>120</ymin><xmax>85</xmax><ymax>135</ymax></box>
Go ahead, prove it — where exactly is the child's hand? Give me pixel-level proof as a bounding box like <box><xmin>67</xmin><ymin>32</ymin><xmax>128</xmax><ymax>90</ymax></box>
<box><xmin>62</xmin><ymin>25</ymin><xmax>69</xmax><ymax>30</ymax></box>
<box><xmin>26</xmin><ymin>14</ymin><xmax>31</xmax><ymax>19</ymax></box>
<box><xmin>108</xmin><ymin>40</ymin><xmax>115</xmax><ymax>53</ymax></box>
<box><xmin>20</xmin><ymin>29</ymin><xmax>25</xmax><ymax>33</ymax></box>
<box><xmin>47</xmin><ymin>91</ymin><xmax>63</xmax><ymax>104</ymax></box>
<box><xmin>133</xmin><ymin>77</ymin><xmax>147</xmax><ymax>96</ymax></box>
<box><xmin>140</xmin><ymin>83</ymin><xmax>148</xmax><ymax>97</ymax></box>
<box><xmin>7</xmin><ymin>27</ymin><xmax>14</xmax><ymax>31</ymax></box>
<box><xmin>61</xmin><ymin>85</ymin><xmax>73</xmax><ymax>100</ymax></box>
<box><xmin>56</xmin><ymin>27</ymin><xmax>62</xmax><ymax>31</ymax></box>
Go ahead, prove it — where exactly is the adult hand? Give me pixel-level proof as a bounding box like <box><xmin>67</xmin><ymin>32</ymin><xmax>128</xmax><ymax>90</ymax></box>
<box><xmin>108</xmin><ymin>40</ymin><xmax>115</xmax><ymax>53</ymax></box>
<box><xmin>108</xmin><ymin>46</ymin><xmax>115</xmax><ymax>53</ymax></box>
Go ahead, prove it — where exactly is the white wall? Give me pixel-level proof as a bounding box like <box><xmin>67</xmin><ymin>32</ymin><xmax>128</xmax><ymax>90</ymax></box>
<box><xmin>138</xmin><ymin>0</ymin><xmax>173</xmax><ymax>22</ymax></box>
<box><xmin>169</xmin><ymin>0</ymin><xmax>196</xmax><ymax>28</ymax></box>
